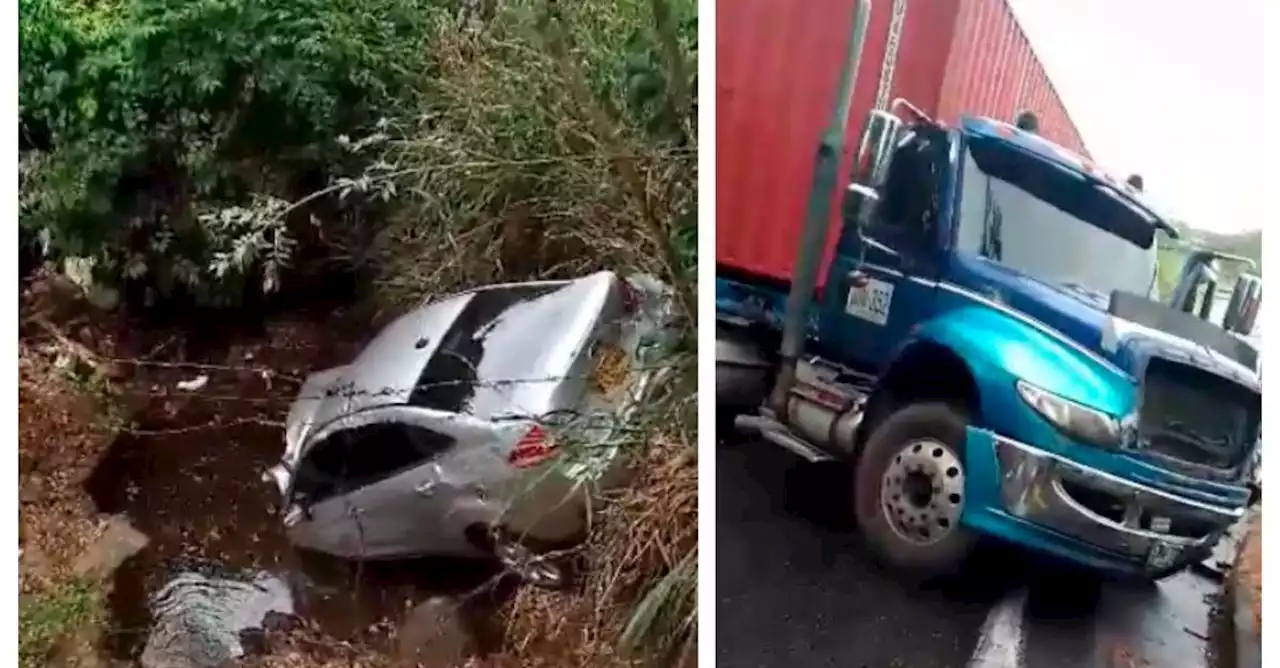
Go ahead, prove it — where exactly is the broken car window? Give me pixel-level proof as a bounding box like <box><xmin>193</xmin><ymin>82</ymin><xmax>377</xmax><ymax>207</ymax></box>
<box><xmin>293</xmin><ymin>424</ymin><xmax>455</xmax><ymax>502</ymax></box>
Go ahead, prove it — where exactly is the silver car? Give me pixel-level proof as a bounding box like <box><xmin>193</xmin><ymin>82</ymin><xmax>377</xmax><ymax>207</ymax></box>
<box><xmin>264</xmin><ymin>271</ymin><xmax>673</xmax><ymax>587</ymax></box>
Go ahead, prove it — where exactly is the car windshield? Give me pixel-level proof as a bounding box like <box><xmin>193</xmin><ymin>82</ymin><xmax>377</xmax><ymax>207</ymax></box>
<box><xmin>955</xmin><ymin>137</ymin><xmax>1160</xmax><ymax>301</ymax></box>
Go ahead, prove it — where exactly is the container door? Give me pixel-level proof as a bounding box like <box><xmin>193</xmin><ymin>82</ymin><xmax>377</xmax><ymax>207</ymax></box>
<box><xmin>818</xmin><ymin>126</ymin><xmax>950</xmax><ymax>370</ymax></box>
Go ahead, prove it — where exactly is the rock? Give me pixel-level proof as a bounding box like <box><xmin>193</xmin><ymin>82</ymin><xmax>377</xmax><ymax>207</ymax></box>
<box><xmin>395</xmin><ymin>596</ymin><xmax>474</xmax><ymax>668</ymax></box>
<box><xmin>73</xmin><ymin>515</ymin><xmax>150</xmax><ymax>580</ymax></box>
<box><xmin>140</xmin><ymin>568</ymin><xmax>296</xmax><ymax>668</ymax></box>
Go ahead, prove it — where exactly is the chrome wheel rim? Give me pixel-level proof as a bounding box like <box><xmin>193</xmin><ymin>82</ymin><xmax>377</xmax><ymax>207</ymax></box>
<box><xmin>879</xmin><ymin>438</ymin><xmax>965</xmax><ymax>546</ymax></box>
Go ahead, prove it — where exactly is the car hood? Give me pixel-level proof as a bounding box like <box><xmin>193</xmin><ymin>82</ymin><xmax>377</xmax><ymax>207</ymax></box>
<box><xmin>283</xmin><ymin>272</ymin><xmax>620</xmax><ymax>454</ymax></box>
<box><xmin>963</xmin><ymin>259</ymin><xmax>1260</xmax><ymax>389</ymax></box>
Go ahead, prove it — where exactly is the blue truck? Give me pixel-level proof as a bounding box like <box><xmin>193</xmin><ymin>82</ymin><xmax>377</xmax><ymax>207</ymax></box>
<box><xmin>715</xmin><ymin>3</ymin><xmax>1262</xmax><ymax>580</ymax></box>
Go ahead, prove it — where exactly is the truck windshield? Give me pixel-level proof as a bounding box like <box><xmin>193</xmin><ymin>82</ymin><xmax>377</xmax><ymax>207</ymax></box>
<box><xmin>955</xmin><ymin>137</ymin><xmax>1160</xmax><ymax>300</ymax></box>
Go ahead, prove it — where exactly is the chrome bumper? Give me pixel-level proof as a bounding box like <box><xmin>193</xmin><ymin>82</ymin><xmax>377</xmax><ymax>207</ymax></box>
<box><xmin>994</xmin><ymin>436</ymin><xmax>1243</xmax><ymax>569</ymax></box>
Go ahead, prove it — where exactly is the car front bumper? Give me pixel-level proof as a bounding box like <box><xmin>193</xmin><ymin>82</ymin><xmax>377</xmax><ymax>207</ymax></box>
<box><xmin>961</xmin><ymin>428</ymin><xmax>1245</xmax><ymax>575</ymax></box>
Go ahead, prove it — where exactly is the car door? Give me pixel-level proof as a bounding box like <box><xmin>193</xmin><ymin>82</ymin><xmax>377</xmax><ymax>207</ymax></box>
<box><xmin>818</xmin><ymin>125</ymin><xmax>950</xmax><ymax>371</ymax></box>
<box><xmin>297</xmin><ymin>423</ymin><xmax>458</xmax><ymax>558</ymax></box>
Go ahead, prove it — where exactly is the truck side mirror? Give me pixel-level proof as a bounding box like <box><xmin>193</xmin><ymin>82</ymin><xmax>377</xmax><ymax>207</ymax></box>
<box><xmin>843</xmin><ymin>183</ymin><xmax>881</xmax><ymax>229</ymax></box>
<box><xmin>1224</xmin><ymin>274</ymin><xmax>1262</xmax><ymax>335</ymax></box>
<box><xmin>852</xmin><ymin>110</ymin><xmax>903</xmax><ymax>190</ymax></box>
<box><xmin>1170</xmin><ymin>254</ymin><xmax>1220</xmax><ymax>315</ymax></box>
<box><xmin>843</xmin><ymin>110</ymin><xmax>901</xmax><ymax>230</ymax></box>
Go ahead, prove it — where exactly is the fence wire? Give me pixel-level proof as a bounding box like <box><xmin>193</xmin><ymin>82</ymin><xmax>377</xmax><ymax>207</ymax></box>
<box><xmin>20</xmin><ymin>301</ymin><xmax>694</xmax><ymax>653</ymax></box>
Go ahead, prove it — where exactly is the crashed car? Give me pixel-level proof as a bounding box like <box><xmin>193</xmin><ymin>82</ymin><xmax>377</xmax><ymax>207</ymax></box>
<box><xmin>264</xmin><ymin>271</ymin><xmax>675</xmax><ymax>588</ymax></box>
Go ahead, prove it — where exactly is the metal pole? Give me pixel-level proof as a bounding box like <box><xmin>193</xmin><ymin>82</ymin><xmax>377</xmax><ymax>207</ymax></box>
<box><xmin>770</xmin><ymin>0</ymin><xmax>872</xmax><ymax>418</ymax></box>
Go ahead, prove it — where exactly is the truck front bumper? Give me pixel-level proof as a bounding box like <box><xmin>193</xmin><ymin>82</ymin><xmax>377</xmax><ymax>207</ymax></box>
<box><xmin>961</xmin><ymin>428</ymin><xmax>1244</xmax><ymax>576</ymax></box>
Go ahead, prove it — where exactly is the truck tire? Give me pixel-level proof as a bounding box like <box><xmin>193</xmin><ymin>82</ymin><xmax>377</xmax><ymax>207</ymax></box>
<box><xmin>853</xmin><ymin>402</ymin><xmax>976</xmax><ymax>579</ymax></box>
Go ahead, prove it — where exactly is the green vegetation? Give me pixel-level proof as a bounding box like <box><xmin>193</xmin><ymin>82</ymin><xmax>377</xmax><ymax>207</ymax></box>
<box><xmin>19</xmin><ymin>0</ymin><xmax>436</xmax><ymax>304</ymax></box>
<box><xmin>19</xmin><ymin>579</ymin><xmax>103</xmax><ymax>668</ymax></box>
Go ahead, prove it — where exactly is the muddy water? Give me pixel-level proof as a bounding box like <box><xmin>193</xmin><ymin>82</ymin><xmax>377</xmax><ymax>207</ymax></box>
<box><xmin>83</xmin><ymin>306</ymin><xmax>502</xmax><ymax>664</ymax></box>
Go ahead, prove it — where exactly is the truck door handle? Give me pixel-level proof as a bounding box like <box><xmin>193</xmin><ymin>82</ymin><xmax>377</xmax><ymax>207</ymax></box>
<box><xmin>415</xmin><ymin>481</ymin><xmax>437</xmax><ymax>497</ymax></box>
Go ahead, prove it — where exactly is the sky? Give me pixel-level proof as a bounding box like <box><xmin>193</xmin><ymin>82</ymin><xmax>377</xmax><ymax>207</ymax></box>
<box><xmin>1007</xmin><ymin>0</ymin><xmax>1271</xmax><ymax>234</ymax></box>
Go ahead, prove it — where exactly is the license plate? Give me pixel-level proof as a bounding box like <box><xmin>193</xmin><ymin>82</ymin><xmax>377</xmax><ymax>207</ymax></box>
<box><xmin>845</xmin><ymin>276</ymin><xmax>895</xmax><ymax>326</ymax></box>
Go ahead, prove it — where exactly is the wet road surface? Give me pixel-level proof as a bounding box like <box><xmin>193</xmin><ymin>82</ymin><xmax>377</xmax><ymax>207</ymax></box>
<box><xmin>716</xmin><ymin>437</ymin><xmax>1232</xmax><ymax>668</ymax></box>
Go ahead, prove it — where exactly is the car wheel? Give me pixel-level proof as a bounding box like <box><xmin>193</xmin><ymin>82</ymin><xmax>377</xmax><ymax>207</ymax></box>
<box><xmin>853</xmin><ymin>402</ymin><xmax>976</xmax><ymax>580</ymax></box>
<box><xmin>491</xmin><ymin>531</ymin><xmax>570</xmax><ymax>591</ymax></box>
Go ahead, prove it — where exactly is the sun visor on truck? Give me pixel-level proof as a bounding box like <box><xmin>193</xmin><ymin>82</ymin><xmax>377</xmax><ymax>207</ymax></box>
<box><xmin>1108</xmin><ymin>290</ymin><xmax>1259</xmax><ymax>372</ymax></box>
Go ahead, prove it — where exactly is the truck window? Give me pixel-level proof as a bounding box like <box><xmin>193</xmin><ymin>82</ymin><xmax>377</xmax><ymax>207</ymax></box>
<box><xmin>955</xmin><ymin>137</ymin><xmax>1159</xmax><ymax>300</ymax></box>
<box><xmin>873</xmin><ymin>127</ymin><xmax>944</xmax><ymax>239</ymax></box>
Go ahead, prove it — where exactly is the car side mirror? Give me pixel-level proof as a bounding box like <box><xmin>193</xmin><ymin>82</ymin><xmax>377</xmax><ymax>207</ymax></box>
<box><xmin>1224</xmin><ymin>274</ymin><xmax>1262</xmax><ymax>335</ymax></box>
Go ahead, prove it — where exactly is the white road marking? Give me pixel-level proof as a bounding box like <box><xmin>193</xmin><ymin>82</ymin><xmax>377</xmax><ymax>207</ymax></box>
<box><xmin>967</xmin><ymin>588</ymin><xmax>1028</xmax><ymax>668</ymax></box>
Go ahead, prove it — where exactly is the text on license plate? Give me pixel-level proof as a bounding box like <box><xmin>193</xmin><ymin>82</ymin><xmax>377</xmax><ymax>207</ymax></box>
<box><xmin>845</xmin><ymin>276</ymin><xmax>894</xmax><ymax>326</ymax></box>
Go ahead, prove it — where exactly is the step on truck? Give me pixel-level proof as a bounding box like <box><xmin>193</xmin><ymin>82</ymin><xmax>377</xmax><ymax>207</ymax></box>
<box><xmin>715</xmin><ymin>0</ymin><xmax>1263</xmax><ymax>580</ymax></box>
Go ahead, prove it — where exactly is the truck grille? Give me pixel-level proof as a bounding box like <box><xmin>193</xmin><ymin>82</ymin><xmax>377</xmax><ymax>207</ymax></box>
<box><xmin>1137</xmin><ymin>358</ymin><xmax>1260</xmax><ymax>473</ymax></box>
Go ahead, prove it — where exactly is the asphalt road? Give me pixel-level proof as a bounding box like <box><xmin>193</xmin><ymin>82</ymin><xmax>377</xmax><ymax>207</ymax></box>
<box><xmin>716</xmin><ymin>437</ymin><xmax>1233</xmax><ymax>668</ymax></box>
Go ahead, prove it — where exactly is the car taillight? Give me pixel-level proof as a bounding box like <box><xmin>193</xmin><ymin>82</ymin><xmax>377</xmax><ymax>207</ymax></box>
<box><xmin>508</xmin><ymin>424</ymin><xmax>557</xmax><ymax>468</ymax></box>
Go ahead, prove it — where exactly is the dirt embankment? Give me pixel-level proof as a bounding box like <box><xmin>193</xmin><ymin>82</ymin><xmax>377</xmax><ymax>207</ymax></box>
<box><xmin>1235</xmin><ymin>513</ymin><xmax>1262</xmax><ymax>634</ymax></box>
<box><xmin>19</xmin><ymin>278</ymin><xmax>144</xmax><ymax>667</ymax></box>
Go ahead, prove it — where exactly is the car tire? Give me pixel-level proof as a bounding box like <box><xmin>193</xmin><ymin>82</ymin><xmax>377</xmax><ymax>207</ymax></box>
<box><xmin>853</xmin><ymin>402</ymin><xmax>976</xmax><ymax>580</ymax></box>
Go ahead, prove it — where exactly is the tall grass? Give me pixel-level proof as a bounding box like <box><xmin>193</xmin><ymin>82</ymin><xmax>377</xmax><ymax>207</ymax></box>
<box><xmin>342</xmin><ymin>0</ymin><xmax>695</xmax><ymax>313</ymax></box>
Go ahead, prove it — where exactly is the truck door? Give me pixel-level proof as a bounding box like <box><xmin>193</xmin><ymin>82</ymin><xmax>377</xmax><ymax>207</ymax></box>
<box><xmin>818</xmin><ymin>125</ymin><xmax>951</xmax><ymax>371</ymax></box>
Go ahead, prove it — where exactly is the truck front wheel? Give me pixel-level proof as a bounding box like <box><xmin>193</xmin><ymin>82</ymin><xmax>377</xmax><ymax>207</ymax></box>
<box><xmin>853</xmin><ymin>402</ymin><xmax>976</xmax><ymax>579</ymax></box>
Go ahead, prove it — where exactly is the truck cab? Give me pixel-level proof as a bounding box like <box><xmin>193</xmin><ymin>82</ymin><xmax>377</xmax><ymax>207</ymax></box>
<box><xmin>717</xmin><ymin>106</ymin><xmax>1262</xmax><ymax>580</ymax></box>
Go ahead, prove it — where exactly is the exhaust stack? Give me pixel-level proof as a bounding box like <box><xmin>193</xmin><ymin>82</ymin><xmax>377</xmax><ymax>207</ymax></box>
<box><xmin>768</xmin><ymin>1</ymin><xmax>873</xmax><ymax>419</ymax></box>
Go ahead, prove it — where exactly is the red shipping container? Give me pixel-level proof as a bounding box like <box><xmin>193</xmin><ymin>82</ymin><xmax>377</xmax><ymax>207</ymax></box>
<box><xmin>716</xmin><ymin>0</ymin><xmax>1087</xmax><ymax>284</ymax></box>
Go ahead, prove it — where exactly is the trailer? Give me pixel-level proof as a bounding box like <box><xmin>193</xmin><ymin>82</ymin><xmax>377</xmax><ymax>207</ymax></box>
<box><xmin>717</xmin><ymin>0</ymin><xmax>1086</xmax><ymax>284</ymax></box>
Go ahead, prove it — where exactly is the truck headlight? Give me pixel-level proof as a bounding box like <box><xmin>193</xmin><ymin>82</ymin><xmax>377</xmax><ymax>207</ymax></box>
<box><xmin>1016</xmin><ymin>380</ymin><xmax>1121</xmax><ymax>447</ymax></box>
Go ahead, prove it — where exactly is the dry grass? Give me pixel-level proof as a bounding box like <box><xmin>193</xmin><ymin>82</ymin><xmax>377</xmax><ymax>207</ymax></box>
<box><xmin>1236</xmin><ymin>512</ymin><xmax>1262</xmax><ymax>634</ymax></box>
<box><xmin>494</xmin><ymin>431</ymin><xmax>697</xmax><ymax>668</ymax></box>
<box><xmin>346</xmin><ymin>0</ymin><xmax>695</xmax><ymax>315</ymax></box>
